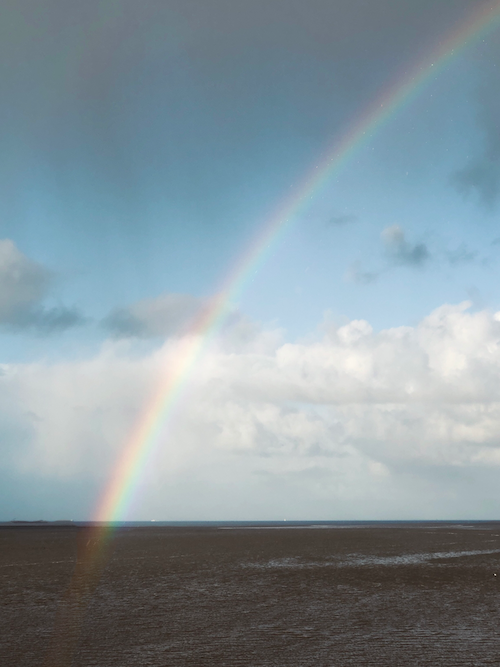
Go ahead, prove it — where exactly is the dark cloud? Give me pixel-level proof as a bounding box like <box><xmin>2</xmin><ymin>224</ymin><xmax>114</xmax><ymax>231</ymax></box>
<box><xmin>329</xmin><ymin>214</ymin><xmax>357</xmax><ymax>226</ymax></box>
<box><xmin>0</xmin><ymin>239</ymin><xmax>51</xmax><ymax>315</ymax></box>
<box><xmin>0</xmin><ymin>0</ymin><xmax>477</xmax><ymax>230</ymax></box>
<box><xmin>345</xmin><ymin>226</ymin><xmax>478</xmax><ymax>286</ymax></box>
<box><xmin>345</xmin><ymin>262</ymin><xmax>378</xmax><ymax>285</ymax></box>
<box><xmin>447</xmin><ymin>244</ymin><xmax>477</xmax><ymax>266</ymax></box>
<box><xmin>18</xmin><ymin>306</ymin><xmax>85</xmax><ymax>335</ymax></box>
<box><xmin>103</xmin><ymin>309</ymin><xmax>146</xmax><ymax>339</ymax></box>
<box><xmin>0</xmin><ymin>239</ymin><xmax>84</xmax><ymax>334</ymax></box>
<box><xmin>346</xmin><ymin>225</ymin><xmax>431</xmax><ymax>284</ymax></box>
<box><xmin>451</xmin><ymin>46</ymin><xmax>500</xmax><ymax>208</ymax></box>
<box><xmin>103</xmin><ymin>293</ymin><xmax>203</xmax><ymax>339</ymax></box>
<box><xmin>452</xmin><ymin>160</ymin><xmax>500</xmax><ymax>208</ymax></box>
<box><xmin>382</xmin><ymin>226</ymin><xmax>430</xmax><ymax>267</ymax></box>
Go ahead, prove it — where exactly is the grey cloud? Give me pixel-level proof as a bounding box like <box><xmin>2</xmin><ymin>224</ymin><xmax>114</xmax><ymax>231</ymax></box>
<box><xmin>104</xmin><ymin>293</ymin><xmax>204</xmax><ymax>339</ymax></box>
<box><xmin>447</xmin><ymin>244</ymin><xmax>477</xmax><ymax>266</ymax></box>
<box><xmin>345</xmin><ymin>262</ymin><xmax>378</xmax><ymax>285</ymax></box>
<box><xmin>452</xmin><ymin>160</ymin><xmax>500</xmax><ymax>208</ymax></box>
<box><xmin>452</xmin><ymin>51</ymin><xmax>500</xmax><ymax>208</ymax></box>
<box><xmin>0</xmin><ymin>1</ymin><xmax>474</xmax><ymax>229</ymax></box>
<box><xmin>0</xmin><ymin>239</ymin><xmax>51</xmax><ymax>317</ymax></box>
<box><xmin>103</xmin><ymin>293</ymin><xmax>264</xmax><ymax>349</ymax></box>
<box><xmin>20</xmin><ymin>306</ymin><xmax>85</xmax><ymax>334</ymax></box>
<box><xmin>347</xmin><ymin>226</ymin><xmax>437</xmax><ymax>286</ymax></box>
<box><xmin>0</xmin><ymin>239</ymin><xmax>84</xmax><ymax>333</ymax></box>
<box><xmin>329</xmin><ymin>213</ymin><xmax>357</xmax><ymax>226</ymax></box>
<box><xmin>382</xmin><ymin>225</ymin><xmax>430</xmax><ymax>266</ymax></box>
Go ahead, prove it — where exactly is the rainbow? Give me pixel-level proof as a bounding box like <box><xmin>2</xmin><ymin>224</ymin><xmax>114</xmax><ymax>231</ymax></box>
<box><xmin>43</xmin><ymin>6</ymin><xmax>500</xmax><ymax>662</ymax></box>
<box><xmin>95</xmin><ymin>2</ymin><xmax>500</xmax><ymax>524</ymax></box>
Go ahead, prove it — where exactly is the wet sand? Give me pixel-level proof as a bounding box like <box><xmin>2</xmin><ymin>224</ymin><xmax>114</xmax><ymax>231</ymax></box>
<box><xmin>2</xmin><ymin>522</ymin><xmax>500</xmax><ymax>666</ymax></box>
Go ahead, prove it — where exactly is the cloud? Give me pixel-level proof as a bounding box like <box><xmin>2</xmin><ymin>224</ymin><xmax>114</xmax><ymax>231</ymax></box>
<box><xmin>382</xmin><ymin>225</ymin><xmax>430</xmax><ymax>266</ymax></box>
<box><xmin>25</xmin><ymin>306</ymin><xmax>84</xmax><ymax>334</ymax></box>
<box><xmin>345</xmin><ymin>262</ymin><xmax>378</xmax><ymax>284</ymax></box>
<box><xmin>451</xmin><ymin>160</ymin><xmax>500</xmax><ymax>208</ymax></box>
<box><xmin>102</xmin><ymin>293</ymin><xmax>274</xmax><ymax>352</ymax></box>
<box><xmin>0</xmin><ymin>239</ymin><xmax>51</xmax><ymax>318</ymax></box>
<box><xmin>329</xmin><ymin>213</ymin><xmax>357</xmax><ymax>226</ymax></box>
<box><xmin>446</xmin><ymin>244</ymin><xmax>477</xmax><ymax>266</ymax></box>
<box><xmin>103</xmin><ymin>293</ymin><xmax>204</xmax><ymax>339</ymax></box>
<box><xmin>451</xmin><ymin>52</ymin><xmax>500</xmax><ymax>208</ymax></box>
<box><xmin>4</xmin><ymin>302</ymin><xmax>500</xmax><ymax>519</ymax></box>
<box><xmin>346</xmin><ymin>226</ymin><xmax>430</xmax><ymax>285</ymax></box>
<box><xmin>0</xmin><ymin>239</ymin><xmax>84</xmax><ymax>333</ymax></box>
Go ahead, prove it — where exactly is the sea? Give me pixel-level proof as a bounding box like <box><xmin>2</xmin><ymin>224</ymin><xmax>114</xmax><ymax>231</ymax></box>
<box><xmin>1</xmin><ymin>521</ymin><xmax>500</xmax><ymax>666</ymax></box>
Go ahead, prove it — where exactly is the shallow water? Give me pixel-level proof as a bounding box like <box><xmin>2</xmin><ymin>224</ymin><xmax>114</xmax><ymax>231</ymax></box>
<box><xmin>2</xmin><ymin>522</ymin><xmax>500</xmax><ymax>666</ymax></box>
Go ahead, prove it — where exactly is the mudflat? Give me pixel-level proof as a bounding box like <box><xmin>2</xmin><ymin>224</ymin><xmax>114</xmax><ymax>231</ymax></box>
<box><xmin>2</xmin><ymin>522</ymin><xmax>500</xmax><ymax>666</ymax></box>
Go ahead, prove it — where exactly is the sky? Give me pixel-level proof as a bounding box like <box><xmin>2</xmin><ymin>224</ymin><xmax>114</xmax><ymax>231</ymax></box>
<box><xmin>2</xmin><ymin>0</ymin><xmax>500</xmax><ymax>520</ymax></box>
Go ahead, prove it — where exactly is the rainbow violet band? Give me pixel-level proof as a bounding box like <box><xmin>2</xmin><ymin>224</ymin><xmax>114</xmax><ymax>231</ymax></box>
<box><xmin>94</xmin><ymin>2</ymin><xmax>500</xmax><ymax>524</ymax></box>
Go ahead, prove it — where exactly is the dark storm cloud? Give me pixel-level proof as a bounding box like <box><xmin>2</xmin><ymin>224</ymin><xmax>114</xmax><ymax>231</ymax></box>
<box><xmin>0</xmin><ymin>0</ymin><xmax>477</xmax><ymax>229</ymax></box>
<box><xmin>0</xmin><ymin>239</ymin><xmax>84</xmax><ymax>334</ymax></box>
<box><xmin>382</xmin><ymin>226</ymin><xmax>430</xmax><ymax>267</ymax></box>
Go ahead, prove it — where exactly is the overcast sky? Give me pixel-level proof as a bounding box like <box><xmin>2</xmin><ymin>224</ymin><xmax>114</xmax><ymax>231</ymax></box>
<box><xmin>2</xmin><ymin>0</ymin><xmax>500</xmax><ymax>521</ymax></box>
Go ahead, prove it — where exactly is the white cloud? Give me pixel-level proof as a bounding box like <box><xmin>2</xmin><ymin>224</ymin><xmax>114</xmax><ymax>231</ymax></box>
<box><xmin>2</xmin><ymin>302</ymin><xmax>500</xmax><ymax>519</ymax></box>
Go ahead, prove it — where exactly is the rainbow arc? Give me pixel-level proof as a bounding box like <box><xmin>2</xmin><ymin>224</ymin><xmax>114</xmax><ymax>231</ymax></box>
<box><xmin>95</xmin><ymin>1</ymin><xmax>500</xmax><ymax>524</ymax></box>
<box><xmin>43</xmin><ymin>7</ymin><xmax>500</xmax><ymax>663</ymax></box>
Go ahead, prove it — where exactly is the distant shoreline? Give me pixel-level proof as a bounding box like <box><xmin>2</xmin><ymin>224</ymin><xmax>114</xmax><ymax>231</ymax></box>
<box><xmin>1</xmin><ymin>519</ymin><xmax>500</xmax><ymax>529</ymax></box>
<box><xmin>0</xmin><ymin>520</ymin><xmax>76</xmax><ymax>528</ymax></box>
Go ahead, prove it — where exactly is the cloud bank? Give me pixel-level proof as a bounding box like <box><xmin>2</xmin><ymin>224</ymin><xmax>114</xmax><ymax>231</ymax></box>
<box><xmin>2</xmin><ymin>302</ymin><xmax>500</xmax><ymax>519</ymax></box>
